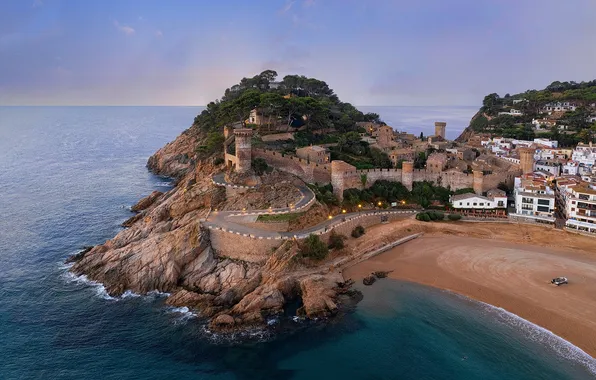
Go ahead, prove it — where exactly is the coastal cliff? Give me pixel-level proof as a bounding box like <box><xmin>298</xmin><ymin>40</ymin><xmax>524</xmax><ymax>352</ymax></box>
<box><xmin>67</xmin><ymin>70</ymin><xmax>393</xmax><ymax>331</ymax></box>
<box><xmin>455</xmin><ymin>110</ymin><xmax>483</xmax><ymax>142</ymax></box>
<box><xmin>69</xmin><ymin>129</ymin><xmax>351</xmax><ymax>331</ymax></box>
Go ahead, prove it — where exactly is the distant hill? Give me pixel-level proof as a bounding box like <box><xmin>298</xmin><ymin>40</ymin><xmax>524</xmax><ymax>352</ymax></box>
<box><xmin>456</xmin><ymin>80</ymin><xmax>596</xmax><ymax>146</ymax></box>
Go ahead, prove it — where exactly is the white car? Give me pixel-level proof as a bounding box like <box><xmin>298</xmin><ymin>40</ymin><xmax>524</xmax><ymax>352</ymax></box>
<box><xmin>551</xmin><ymin>277</ymin><xmax>568</xmax><ymax>286</ymax></box>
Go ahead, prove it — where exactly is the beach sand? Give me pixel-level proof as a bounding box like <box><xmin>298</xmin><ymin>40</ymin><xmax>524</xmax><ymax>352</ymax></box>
<box><xmin>343</xmin><ymin>220</ymin><xmax>596</xmax><ymax>357</ymax></box>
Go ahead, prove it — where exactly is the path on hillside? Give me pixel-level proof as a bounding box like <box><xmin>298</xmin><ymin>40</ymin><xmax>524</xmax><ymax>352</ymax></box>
<box><xmin>203</xmin><ymin>173</ymin><xmax>416</xmax><ymax>239</ymax></box>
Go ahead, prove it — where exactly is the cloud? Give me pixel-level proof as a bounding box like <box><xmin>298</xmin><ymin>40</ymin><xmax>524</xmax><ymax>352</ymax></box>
<box><xmin>32</xmin><ymin>0</ymin><xmax>43</xmax><ymax>8</ymax></box>
<box><xmin>113</xmin><ymin>20</ymin><xmax>135</xmax><ymax>36</ymax></box>
<box><xmin>279</xmin><ymin>0</ymin><xmax>295</xmax><ymax>14</ymax></box>
<box><xmin>155</xmin><ymin>29</ymin><xmax>163</xmax><ymax>37</ymax></box>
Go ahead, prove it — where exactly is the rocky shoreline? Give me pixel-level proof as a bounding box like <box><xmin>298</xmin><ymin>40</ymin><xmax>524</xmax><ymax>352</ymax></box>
<box><xmin>67</xmin><ymin>127</ymin><xmax>360</xmax><ymax>332</ymax></box>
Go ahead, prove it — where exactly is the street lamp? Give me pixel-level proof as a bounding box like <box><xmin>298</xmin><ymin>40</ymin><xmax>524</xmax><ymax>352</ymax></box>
<box><xmin>328</xmin><ymin>215</ymin><xmax>333</xmax><ymax>220</ymax></box>
<box><xmin>377</xmin><ymin>201</ymin><xmax>382</xmax><ymax>207</ymax></box>
<box><xmin>401</xmin><ymin>200</ymin><xmax>406</xmax><ymax>205</ymax></box>
<box><xmin>342</xmin><ymin>209</ymin><xmax>347</xmax><ymax>214</ymax></box>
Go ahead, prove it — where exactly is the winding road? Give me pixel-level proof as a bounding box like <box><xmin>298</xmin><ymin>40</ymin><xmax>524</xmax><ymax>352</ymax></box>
<box><xmin>202</xmin><ymin>173</ymin><xmax>416</xmax><ymax>240</ymax></box>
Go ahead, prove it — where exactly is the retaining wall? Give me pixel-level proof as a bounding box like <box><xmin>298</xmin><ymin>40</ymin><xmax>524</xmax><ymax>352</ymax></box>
<box><xmin>208</xmin><ymin>228</ymin><xmax>281</xmax><ymax>263</ymax></box>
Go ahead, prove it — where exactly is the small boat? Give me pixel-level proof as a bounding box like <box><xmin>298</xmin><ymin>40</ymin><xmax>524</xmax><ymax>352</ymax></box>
<box><xmin>551</xmin><ymin>277</ymin><xmax>568</xmax><ymax>286</ymax></box>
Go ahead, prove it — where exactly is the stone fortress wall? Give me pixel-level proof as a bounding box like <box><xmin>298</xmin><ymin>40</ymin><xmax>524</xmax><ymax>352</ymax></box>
<box><xmin>225</xmin><ymin>126</ymin><xmax>521</xmax><ymax>201</ymax></box>
<box><xmin>252</xmin><ymin>149</ymin><xmax>332</xmax><ymax>184</ymax></box>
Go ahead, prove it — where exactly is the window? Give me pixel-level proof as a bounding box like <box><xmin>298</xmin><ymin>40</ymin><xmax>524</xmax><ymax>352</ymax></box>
<box><xmin>498</xmin><ymin>201</ymin><xmax>504</xmax><ymax>207</ymax></box>
<box><xmin>467</xmin><ymin>203</ymin><xmax>470</xmax><ymax>206</ymax></box>
<box><xmin>473</xmin><ymin>203</ymin><xmax>477</xmax><ymax>206</ymax></box>
<box><xmin>479</xmin><ymin>203</ymin><xmax>484</xmax><ymax>206</ymax></box>
<box><xmin>537</xmin><ymin>199</ymin><xmax>550</xmax><ymax>206</ymax></box>
<box><xmin>537</xmin><ymin>206</ymin><xmax>550</xmax><ymax>212</ymax></box>
<box><xmin>579</xmin><ymin>194</ymin><xmax>589</xmax><ymax>200</ymax></box>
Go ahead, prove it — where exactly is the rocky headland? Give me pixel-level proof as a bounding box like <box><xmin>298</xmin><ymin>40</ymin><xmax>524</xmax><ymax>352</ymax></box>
<box><xmin>68</xmin><ymin>126</ymin><xmax>357</xmax><ymax>332</ymax></box>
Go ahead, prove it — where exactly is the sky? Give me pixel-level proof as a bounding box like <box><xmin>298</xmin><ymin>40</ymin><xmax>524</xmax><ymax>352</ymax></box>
<box><xmin>1</xmin><ymin>0</ymin><xmax>596</xmax><ymax>106</ymax></box>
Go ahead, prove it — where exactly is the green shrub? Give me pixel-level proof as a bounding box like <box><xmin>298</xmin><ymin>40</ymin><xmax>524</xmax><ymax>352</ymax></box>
<box><xmin>351</xmin><ymin>225</ymin><xmax>365</xmax><ymax>238</ymax></box>
<box><xmin>213</xmin><ymin>157</ymin><xmax>225</xmax><ymax>166</ymax></box>
<box><xmin>432</xmin><ymin>211</ymin><xmax>445</xmax><ymax>220</ymax></box>
<box><xmin>299</xmin><ymin>234</ymin><xmax>329</xmax><ymax>260</ymax></box>
<box><xmin>327</xmin><ymin>232</ymin><xmax>346</xmax><ymax>250</ymax></box>
<box><xmin>252</xmin><ymin>158</ymin><xmax>269</xmax><ymax>175</ymax></box>
<box><xmin>416</xmin><ymin>212</ymin><xmax>432</xmax><ymax>222</ymax></box>
<box><xmin>448</xmin><ymin>214</ymin><xmax>462</xmax><ymax>221</ymax></box>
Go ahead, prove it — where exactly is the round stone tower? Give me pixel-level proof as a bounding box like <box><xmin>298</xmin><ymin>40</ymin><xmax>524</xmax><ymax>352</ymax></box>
<box><xmin>402</xmin><ymin>161</ymin><xmax>414</xmax><ymax>191</ymax></box>
<box><xmin>518</xmin><ymin>147</ymin><xmax>536</xmax><ymax>175</ymax></box>
<box><xmin>234</xmin><ymin>128</ymin><xmax>253</xmax><ymax>173</ymax></box>
<box><xmin>434</xmin><ymin>122</ymin><xmax>446</xmax><ymax>139</ymax></box>
<box><xmin>473</xmin><ymin>170</ymin><xmax>484</xmax><ymax>195</ymax></box>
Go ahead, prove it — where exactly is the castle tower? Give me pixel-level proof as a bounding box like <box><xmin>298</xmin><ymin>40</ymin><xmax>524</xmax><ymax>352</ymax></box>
<box><xmin>473</xmin><ymin>170</ymin><xmax>484</xmax><ymax>195</ymax></box>
<box><xmin>434</xmin><ymin>122</ymin><xmax>446</xmax><ymax>139</ymax></box>
<box><xmin>402</xmin><ymin>161</ymin><xmax>414</xmax><ymax>191</ymax></box>
<box><xmin>234</xmin><ymin>128</ymin><xmax>253</xmax><ymax>173</ymax></box>
<box><xmin>331</xmin><ymin>160</ymin><xmax>357</xmax><ymax>201</ymax></box>
<box><xmin>518</xmin><ymin>147</ymin><xmax>536</xmax><ymax>175</ymax></box>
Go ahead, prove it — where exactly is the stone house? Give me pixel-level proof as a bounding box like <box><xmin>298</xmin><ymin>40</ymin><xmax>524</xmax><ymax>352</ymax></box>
<box><xmin>296</xmin><ymin>145</ymin><xmax>331</xmax><ymax>164</ymax></box>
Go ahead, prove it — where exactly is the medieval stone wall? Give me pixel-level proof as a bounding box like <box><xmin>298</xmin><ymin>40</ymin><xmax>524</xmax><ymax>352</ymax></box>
<box><xmin>252</xmin><ymin>149</ymin><xmax>332</xmax><ymax>184</ymax></box>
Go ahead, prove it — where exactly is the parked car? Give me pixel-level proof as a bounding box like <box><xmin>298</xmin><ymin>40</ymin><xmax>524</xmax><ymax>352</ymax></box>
<box><xmin>551</xmin><ymin>277</ymin><xmax>568</xmax><ymax>286</ymax></box>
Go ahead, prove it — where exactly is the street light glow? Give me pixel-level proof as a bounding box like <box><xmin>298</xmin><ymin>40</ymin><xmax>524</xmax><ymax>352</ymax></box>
<box><xmin>328</xmin><ymin>215</ymin><xmax>333</xmax><ymax>219</ymax></box>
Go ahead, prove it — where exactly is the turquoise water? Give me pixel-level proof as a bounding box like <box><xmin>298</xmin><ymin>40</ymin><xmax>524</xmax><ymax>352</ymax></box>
<box><xmin>0</xmin><ymin>106</ymin><xmax>594</xmax><ymax>379</ymax></box>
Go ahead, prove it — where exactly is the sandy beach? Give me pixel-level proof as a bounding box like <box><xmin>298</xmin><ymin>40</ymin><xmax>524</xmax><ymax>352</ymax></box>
<box><xmin>343</xmin><ymin>220</ymin><xmax>596</xmax><ymax>357</ymax></box>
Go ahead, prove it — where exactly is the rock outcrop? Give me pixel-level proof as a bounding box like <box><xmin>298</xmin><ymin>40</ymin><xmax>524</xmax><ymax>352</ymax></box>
<box><xmin>69</xmin><ymin>126</ymin><xmax>353</xmax><ymax>332</ymax></box>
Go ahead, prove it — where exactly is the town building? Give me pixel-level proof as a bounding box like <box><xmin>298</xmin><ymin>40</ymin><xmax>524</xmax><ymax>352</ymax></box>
<box><xmin>512</xmin><ymin>173</ymin><xmax>556</xmax><ymax>224</ymax></box>
<box><xmin>426</xmin><ymin>152</ymin><xmax>448</xmax><ymax>173</ymax></box>
<box><xmin>572</xmin><ymin>142</ymin><xmax>596</xmax><ymax>167</ymax></box>
<box><xmin>564</xmin><ymin>185</ymin><xmax>596</xmax><ymax>235</ymax></box>
<box><xmin>296</xmin><ymin>145</ymin><xmax>330</xmax><ymax>164</ymax></box>
<box><xmin>498</xmin><ymin>109</ymin><xmax>524</xmax><ymax>116</ymax></box>
<box><xmin>535</xmin><ymin>160</ymin><xmax>561</xmax><ymax>177</ymax></box>
<box><xmin>450</xmin><ymin>188</ymin><xmax>507</xmax><ymax>218</ymax></box>
<box><xmin>562</xmin><ymin>161</ymin><xmax>580</xmax><ymax>176</ymax></box>
<box><xmin>389</xmin><ymin>148</ymin><xmax>415</xmax><ymax>167</ymax></box>
<box><xmin>541</xmin><ymin>102</ymin><xmax>577</xmax><ymax>113</ymax></box>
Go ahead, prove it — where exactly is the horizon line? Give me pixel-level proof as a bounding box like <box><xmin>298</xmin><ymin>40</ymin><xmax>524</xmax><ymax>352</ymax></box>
<box><xmin>0</xmin><ymin>104</ymin><xmax>480</xmax><ymax>108</ymax></box>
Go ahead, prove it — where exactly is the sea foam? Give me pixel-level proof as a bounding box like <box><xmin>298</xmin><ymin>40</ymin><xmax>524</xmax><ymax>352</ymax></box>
<box><xmin>449</xmin><ymin>291</ymin><xmax>596</xmax><ymax>375</ymax></box>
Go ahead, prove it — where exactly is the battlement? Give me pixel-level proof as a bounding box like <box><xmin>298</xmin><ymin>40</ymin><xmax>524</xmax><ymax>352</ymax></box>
<box><xmin>234</xmin><ymin>128</ymin><xmax>254</xmax><ymax>137</ymax></box>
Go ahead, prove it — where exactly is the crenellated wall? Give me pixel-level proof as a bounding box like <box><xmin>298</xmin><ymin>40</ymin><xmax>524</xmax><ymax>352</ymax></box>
<box><xmin>252</xmin><ymin>149</ymin><xmax>332</xmax><ymax>184</ymax></box>
<box><xmin>249</xmin><ymin>148</ymin><xmax>520</xmax><ymax>200</ymax></box>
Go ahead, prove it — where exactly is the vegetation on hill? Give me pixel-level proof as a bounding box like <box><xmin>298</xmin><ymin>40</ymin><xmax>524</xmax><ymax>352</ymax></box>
<box><xmin>190</xmin><ymin>70</ymin><xmax>381</xmax><ymax>157</ymax></box>
<box><xmin>462</xmin><ymin>80</ymin><xmax>596</xmax><ymax>146</ymax></box>
<box><xmin>342</xmin><ymin>180</ymin><xmax>452</xmax><ymax>209</ymax></box>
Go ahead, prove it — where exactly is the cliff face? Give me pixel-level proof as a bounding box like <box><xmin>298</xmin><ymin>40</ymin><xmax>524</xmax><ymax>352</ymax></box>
<box><xmin>69</xmin><ymin>128</ymin><xmax>351</xmax><ymax>331</ymax></box>
<box><xmin>455</xmin><ymin>110</ymin><xmax>482</xmax><ymax>142</ymax></box>
<box><xmin>147</xmin><ymin>128</ymin><xmax>200</xmax><ymax>179</ymax></box>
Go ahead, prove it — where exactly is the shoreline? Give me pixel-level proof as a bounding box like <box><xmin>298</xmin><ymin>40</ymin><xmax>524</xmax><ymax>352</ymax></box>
<box><xmin>343</xmin><ymin>226</ymin><xmax>596</xmax><ymax>358</ymax></box>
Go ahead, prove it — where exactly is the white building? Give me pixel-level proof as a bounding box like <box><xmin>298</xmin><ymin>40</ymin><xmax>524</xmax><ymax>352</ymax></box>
<box><xmin>564</xmin><ymin>185</ymin><xmax>596</xmax><ymax>235</ymax></box>
<box><xmin>571</xmin><ymin>142</ymin><xmax>596</xmax><ymax>167</ymax></box>
<box><xmin>451</xmin><ymin>189</ymin><xmax>507</xmax><ymax>210</ymax></box>
<box><xmin>535</xmin><ymin>160</ymin><xmax>561</xmax><ymax>176</ymax></box>
<box><xmin>498</xmin><ymin>109</ymin><xmax>524</xmax><ymax>116</ymax></box>
<box><xmin>512</xmin><ymin>174</ymin><xmax>556</xmax><ymax>224</ymax></box>
<box><xmin>533</xmin><ymin>138</ymin><xmax>558</xmax><ymax>148</ymax></box>
<box><xmin>562</xmin><ymin>161</ymin><xmax>580</xmax><ymax>176</ymax></box>
<box><xmin>541</xmin><ymin>102</ymin><xmax>577</xmax><ymax>113</ymax></box>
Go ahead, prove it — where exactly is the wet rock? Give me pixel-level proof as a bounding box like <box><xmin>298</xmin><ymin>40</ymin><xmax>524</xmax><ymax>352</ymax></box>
<box><xmin>131</xmin><ymin>191</ymin><xmax>163</xmax><ymax>212</ymax></box>
<box><xmin>373</xmin><ymin>271</ymin><xmax>392</xmax><ymax>279</ymax></box>
<box><xmin>212</xmin><ymin>314</ymin><xmax>235</xmax><ymax>326</ymax></box>
<box><xmin>363</xmin><ymin>275</ymin><xmax>376</xmax><ymax>286</ymax></box>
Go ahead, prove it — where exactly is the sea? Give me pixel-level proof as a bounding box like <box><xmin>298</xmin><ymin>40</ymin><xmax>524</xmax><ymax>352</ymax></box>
<box><xmin>1</xmin><ymin>106</ymin><xmax>594</xmax><ymax>380</ymax></box>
